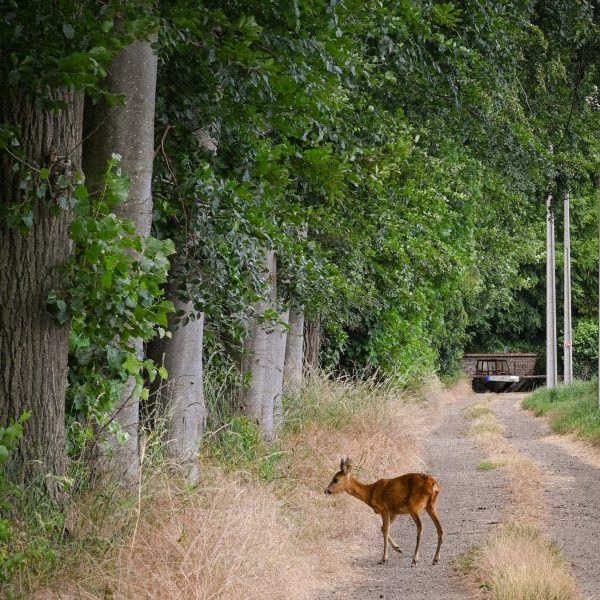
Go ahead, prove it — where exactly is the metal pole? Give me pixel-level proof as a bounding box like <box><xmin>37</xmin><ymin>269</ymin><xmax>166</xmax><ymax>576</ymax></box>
<box><xmin>547</xmin><ymin>189</ymin><xmax>557</xmax><ymax>388</ymax></box>
<box><xmin>598</xmin><ymin>177</ymin><xmax>600</xmax><ymax>406</ymax></box>
<box><xmin>564</xmin><ymin>190</ymin><xmax>573</xmax><ymax>384</ymax></box>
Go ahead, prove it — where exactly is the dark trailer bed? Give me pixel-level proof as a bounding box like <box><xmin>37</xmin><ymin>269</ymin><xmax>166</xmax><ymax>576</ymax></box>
<box><xmin>463</xmin><ymin>353</ymin><xmax>543</xmax><ymax>393</ymax></box>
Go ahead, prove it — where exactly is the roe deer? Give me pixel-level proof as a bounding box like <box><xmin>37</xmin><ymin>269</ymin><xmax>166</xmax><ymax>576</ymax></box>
<box><xmin>325</xmin><ymin>457</ymin><xmax>443</xmax><ymax>566</ymax></box>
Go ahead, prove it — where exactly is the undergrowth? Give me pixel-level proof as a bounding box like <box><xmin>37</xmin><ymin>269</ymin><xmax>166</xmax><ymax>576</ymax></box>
<box><xmin>4</xmin><ymin>371</ymin><xmax>424</xmax><ymax>599</ymax></box>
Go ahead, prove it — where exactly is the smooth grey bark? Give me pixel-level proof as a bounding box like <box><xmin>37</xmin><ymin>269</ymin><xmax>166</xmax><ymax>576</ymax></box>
<box><xmin>82</xmin><ymin>37</ymin><xmax>158</xmax><ymax>480</ymax></box>
<box><xmin>0</xmin><ymin>87</ymin><xmax>84</xmax><ymax>500</ymax></box>
<box><xmin>238</xmin><ymin>251</ymin><xmax>289</xmax><ymax>440</ymax></box>
<box><xmin>284</xmin><ymin>306</ymin><xmax>305</xmax><ymax>389</ymax></box>
<box><xmin>303</xmin><ymin>315</ymin><xmax>321</xmax><ymax>372</ymax></box>
<box><xmin>147</xmin><ymin>294</ymin><xmax>205</xmax><ymax>485</ymax></box>
<box><xmin>273</xmin><ymin>306</ymin><xmax>290</xmax><ymax>429</ymax></box>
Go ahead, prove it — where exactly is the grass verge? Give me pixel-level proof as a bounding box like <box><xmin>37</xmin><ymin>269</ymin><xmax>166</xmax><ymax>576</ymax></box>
<box><xmin>523</xmin><ymin>380</ymin><xmax>600</xmax><ymax>443</ymax></box>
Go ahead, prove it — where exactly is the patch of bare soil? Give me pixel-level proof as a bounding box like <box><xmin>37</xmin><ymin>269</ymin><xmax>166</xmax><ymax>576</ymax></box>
<box><xmin>317</xmin><ymin>384</ymin><xmax>505</xmax><ymax>600</ymax></box>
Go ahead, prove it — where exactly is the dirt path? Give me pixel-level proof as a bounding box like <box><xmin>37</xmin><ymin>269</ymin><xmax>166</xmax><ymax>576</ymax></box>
<box><xmin>319</xmin><ymin>388</ymin><xmax>600</xmax><ymax>600</ymax></box>
<box><xmin>324</xmin><ymin>388</ymin><xmax>504</xmax><ymax>599</ymax></box>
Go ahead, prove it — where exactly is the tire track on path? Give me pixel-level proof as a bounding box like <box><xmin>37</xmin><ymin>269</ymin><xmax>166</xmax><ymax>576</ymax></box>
<box><xmin>492</xmin><ymin>395</ymin><xmax>600</xmax><ymax>600</ymax></box>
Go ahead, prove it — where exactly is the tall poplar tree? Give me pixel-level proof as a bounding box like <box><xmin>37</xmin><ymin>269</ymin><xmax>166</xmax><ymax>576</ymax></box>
<box><xmin>83</xmin><ymin>35</ymin><xmax>158</xmax><ymax>479</ymax></box>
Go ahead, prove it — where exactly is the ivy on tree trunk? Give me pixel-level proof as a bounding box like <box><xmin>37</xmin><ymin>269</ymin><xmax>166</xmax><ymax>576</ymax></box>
<box><xmin>82</xmin><ymin>37</ymin><xmax>158</xmax><ymax>481</ymax></box>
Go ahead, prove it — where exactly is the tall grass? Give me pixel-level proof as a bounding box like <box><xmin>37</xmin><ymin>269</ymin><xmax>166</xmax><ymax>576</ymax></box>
<box><xmin>16</xmin><ymin>370</ymin><xmax>424</xmax><ymax>599</ymax></box>
<box><xmin>523</xmin><ymin>380</ymin><xmax>600</xmax><ymax>443</ymax></box>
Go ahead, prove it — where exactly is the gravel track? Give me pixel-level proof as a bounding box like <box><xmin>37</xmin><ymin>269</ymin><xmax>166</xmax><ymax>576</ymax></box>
<box><xmin>315</xmin><ymin>389</ymin><xmax>600</xmax><ymax>600</ymax></box>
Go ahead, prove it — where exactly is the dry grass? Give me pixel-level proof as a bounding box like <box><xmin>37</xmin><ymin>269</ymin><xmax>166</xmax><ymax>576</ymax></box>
<box><xmin>464</xmin><ymin>398</ymin><xmax>494</xmax><ymax>420</ymax></box>
<box><xmin>106</xmin><ymin>470</ymin><xmax>310</xmax><ymax>600</ymax></box>
<box><xmin>29</xmin><ymin>372</ymin><xmax>426</xmax><ymax>600</ymax></box>
<box><xmin>476</xmin><ymin>523</ymin><xmax>582</xmax><ymax>600</ymax></box>
<box><xmin>464</xmin><ymin>397</ymin><xmax>506</xmax><ymax>437</ymax></box>
<box><xmin>282</xmin><ymin>373</ymin><xmax>426</xmax><ymax>575</ymax></box>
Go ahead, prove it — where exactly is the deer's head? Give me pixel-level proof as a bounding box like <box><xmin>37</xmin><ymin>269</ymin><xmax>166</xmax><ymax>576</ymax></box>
<box><xmin>324</xmin><ymin>457</ymin><xmax>353</xmax><ymax>494</ymax></box>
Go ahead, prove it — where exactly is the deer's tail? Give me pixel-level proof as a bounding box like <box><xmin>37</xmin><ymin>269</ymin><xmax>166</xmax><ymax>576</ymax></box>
<box><xmin>429</xmin><ymin>478</ymin><xmax>441</xmax><ymax>506</ymax></box>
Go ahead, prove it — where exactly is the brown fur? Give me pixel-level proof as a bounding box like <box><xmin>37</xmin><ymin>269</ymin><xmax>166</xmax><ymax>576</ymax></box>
<box><xmin>325</xmin><ymin>458</ymin><xmax>443</xmax><ymax>566</ymax></box>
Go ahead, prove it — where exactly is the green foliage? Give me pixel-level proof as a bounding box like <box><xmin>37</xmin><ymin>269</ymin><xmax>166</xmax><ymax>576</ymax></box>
<box><xmin>200</xmin><ymin>417</ymin><xmax>284</xmax><ymax>482</ymax></box>
<box><xmin>152</xmin><ymin>0</ymin><xmax>597</xmax><ymax>382</ymax></box>
<box><xmin>0</xmin><ymin>412</ymin><xmax>30</xmax><ymax>588</ymax></box>
<box><xmin>571</xmin><ymin>318</ymin><xmax>598</xmax><ymax>380</ymax></box>
<box><xmin>47</xmin><ymin>156</ymin><xmax>174</xmax><ymax>455</ymax></box>
<box><xmin>0</xmin><ymin>0</ymin><xmax>157</xmax><ymax>95</ymax></box>
<box><xmin>282</xmin><ymin>370</ymin><xmax>409</xmax><ymax>434</ymax></box>
<box><xmin>477</xmin><ymin>460</ymin><xmax>500</xmax><ymax>471</ymax></box>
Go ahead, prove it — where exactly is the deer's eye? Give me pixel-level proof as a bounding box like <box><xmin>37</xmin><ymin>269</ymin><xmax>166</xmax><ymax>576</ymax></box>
<box><xmin>333</xmin><ymin>478</ymin><xmax>338</xmax><ymax>483</ymax></box>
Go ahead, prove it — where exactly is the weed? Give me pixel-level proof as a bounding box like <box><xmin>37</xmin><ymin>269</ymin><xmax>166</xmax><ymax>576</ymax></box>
<box><xmin>456</xmin><ymin>545</ymin><xmax>480</xmax><ymax>574</ymax></box>
<box><xmin>465</xmin><ymin>400</ymin><xmax>492</xmax><ymax>420</ymax></box>
<box><xmin>477</xmin><ymin>460</ymin><xmax>500</xmax><ymax>471</ymax></box>
<box><xmin>467</xmin><ymin>413</ymin><xmax>505</xmax><ymax>436</ymax></box>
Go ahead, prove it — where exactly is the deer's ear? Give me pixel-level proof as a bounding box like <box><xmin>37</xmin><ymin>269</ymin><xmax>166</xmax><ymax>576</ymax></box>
<box><xmin>340</xmin><ymin>458</ymin><xmax>346</xmax><ymax>472</ymax></box>
<box><xmin>342</xmin><ymin>458</ymin><xmax>352</xmax><ymax>473</ymax></box>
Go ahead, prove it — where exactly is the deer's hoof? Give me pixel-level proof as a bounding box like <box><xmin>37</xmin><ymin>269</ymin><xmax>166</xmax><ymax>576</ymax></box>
<box><xmin>378</xmin><ymin>558</ymin><xmax>388</xmax><ymax>564</ymax></box>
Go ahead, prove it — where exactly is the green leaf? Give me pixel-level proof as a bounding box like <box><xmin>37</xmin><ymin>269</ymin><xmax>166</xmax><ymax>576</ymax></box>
<box><xmin>122</xmin><ymin>354</ymin><xmax>141</xmax><ymax>375</ymax></box>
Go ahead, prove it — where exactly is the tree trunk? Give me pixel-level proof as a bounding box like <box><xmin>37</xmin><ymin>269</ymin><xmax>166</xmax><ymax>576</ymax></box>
<box><xmin>238</xmin><ymin>251</ymin><xmax>289</xmax><ymax>440</ymax></box>
<box><xmin>284</xmin><ymin>306</ymin><xmax>304</xmax><ymax>389</ymax></box>
<box><xmin>273</xmin><ymin>306</ymin><xmax>290</xmax><ymax>429</ymax></box>
<box><xmin>147</xmin><ymin>292</ymin><xmax>205</xmax><ymax>485</ymax></box>
<box><xmin>82</xmin><ymin>38</ymin><xmax>158</xmax><ymax>480</ymax></box>
<box><xmin>0</xmin><ymin>87</ymin><xmax>83</xmax><ymax>500</ymax></box>
<box><xmin>303</xmin><ymin>315</ymin><xmax>321</xmax><ymax>373</ymax></box>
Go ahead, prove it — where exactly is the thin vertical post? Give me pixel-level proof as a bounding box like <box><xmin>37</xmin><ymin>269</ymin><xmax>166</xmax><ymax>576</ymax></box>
<box><xmin>547</xmin><ymin>188</ymin><xmax>557</xmax><ymax>388</ymax></box>
<box><xmin>597</xmin><ymin>177</ymin><xmax>600</xmax><ymax>407</ymax></box>
<box><xmin>564</xmin><ymin>190</ymin><xmax>573</xmax><ymax>384</ymax></box>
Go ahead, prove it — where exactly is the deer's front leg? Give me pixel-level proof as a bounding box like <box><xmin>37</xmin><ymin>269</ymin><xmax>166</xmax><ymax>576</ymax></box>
<box><xmin>379</xmin><ymin>514</ymin><xmax>391</xmax><ymax>564</ymax></box>
<box><xmin>387</xmin><ymin>515</ymin><xmax>402</xmax><ymax>553</ymax></box>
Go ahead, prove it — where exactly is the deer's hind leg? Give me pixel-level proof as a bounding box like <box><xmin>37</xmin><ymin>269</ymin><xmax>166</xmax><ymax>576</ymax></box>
<box><xmin>409</xmin><ymin>512</ymin><xmax>423</xmax><ymax>567</ymax></box>
<box><xmin>426</xmin><ymin>500</ymin><xmax>444</xmax><ymax>565</ymax></box>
